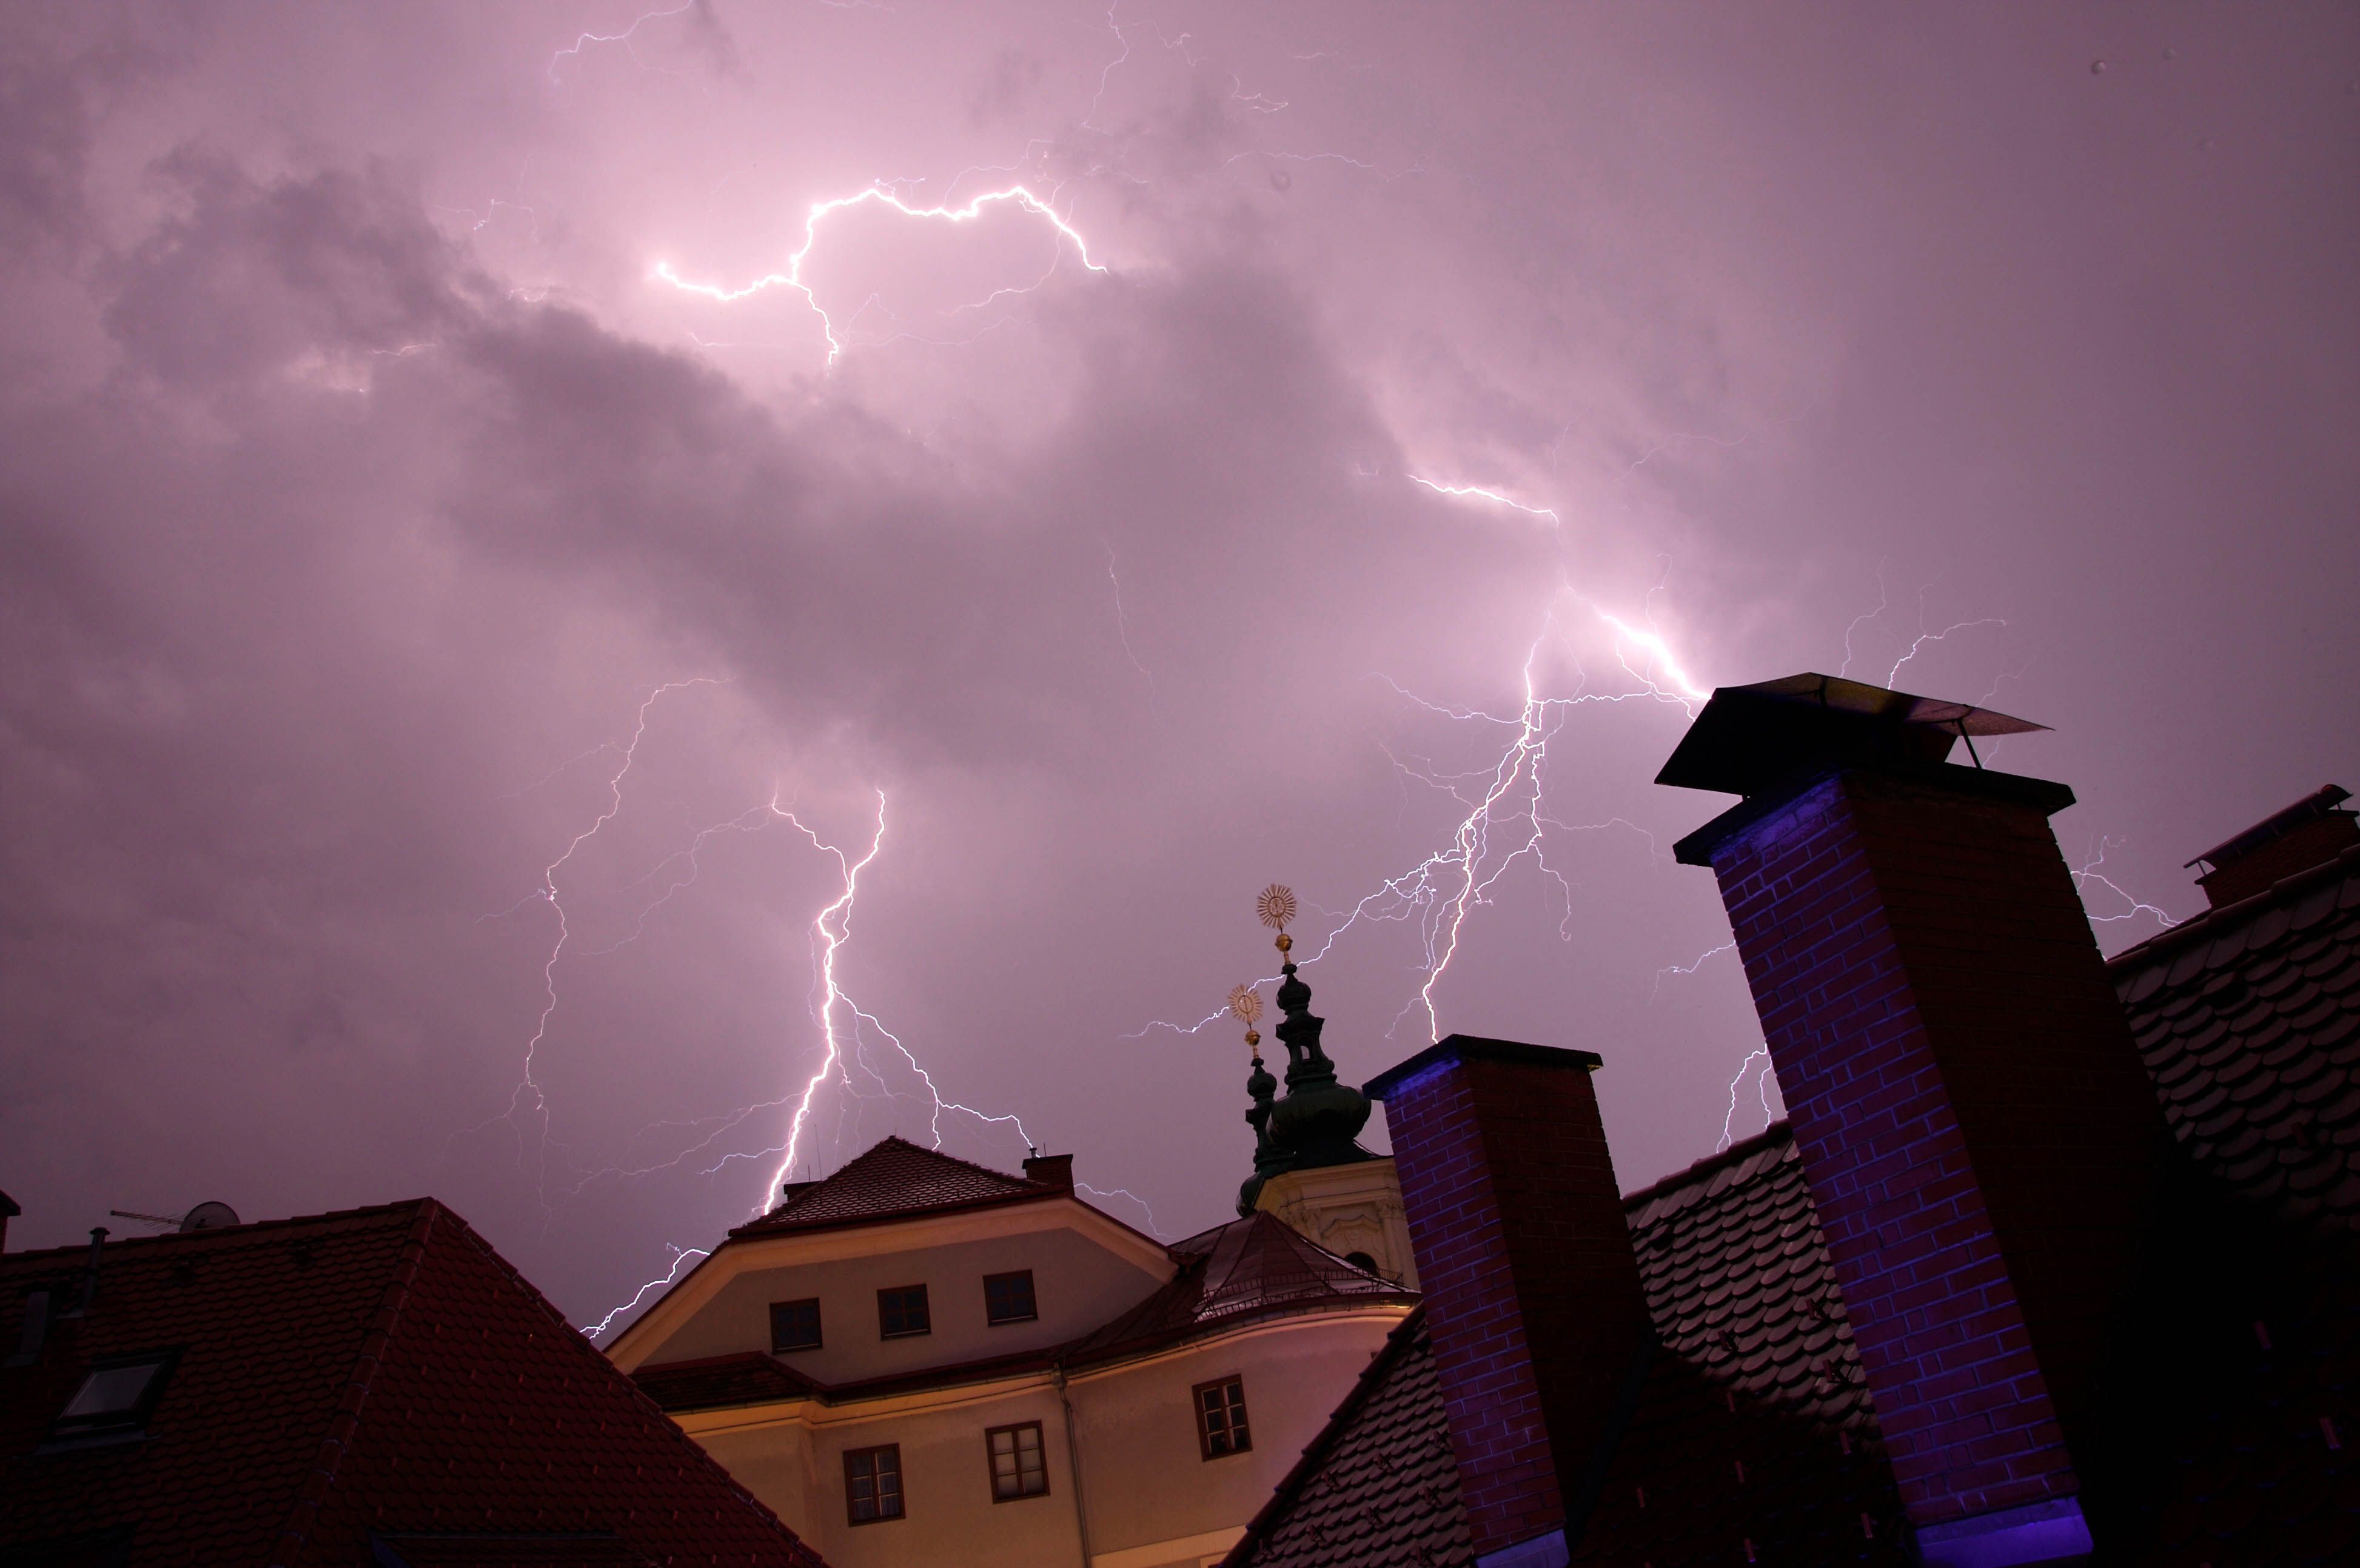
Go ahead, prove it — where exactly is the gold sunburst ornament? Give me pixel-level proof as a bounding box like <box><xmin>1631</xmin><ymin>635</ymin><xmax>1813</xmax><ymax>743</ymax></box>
<box><xmin>1255</xmin><ymin>883</ymin><xmax>1298</xmax><ymax>958</ymax></box>
<box><xmin>1228</xmin><ymin>983</ymin><xmax>1264</xmax><ymax>1059</ymax></box>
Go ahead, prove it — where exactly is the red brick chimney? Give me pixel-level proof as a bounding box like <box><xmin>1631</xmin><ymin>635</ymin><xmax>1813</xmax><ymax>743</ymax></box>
<box><xmin>1658</xmin><ymin>674</ymin><xmax>2164</xmax><ymax>1566</ymax></box>
<box><xmin>1022</xmin><ymin>1152</ymin><xmax>1074</xmax><ymax>1192</ymax></box>
<box><xmin>2186</xmin><ymin>784</ymin><xmax>2355</xmax><ymax>908</ymax></box>
<box><xmin>1367</xmin><ymin>1036</ymin><xmax>1653</xmax><ymax>1567</ymax></box>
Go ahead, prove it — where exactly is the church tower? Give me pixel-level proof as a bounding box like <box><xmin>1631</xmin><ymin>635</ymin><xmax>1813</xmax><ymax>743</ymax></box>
<box><xmin>1228</xmin><ymin>886</ymin><xmax>1420</xmax><ymax>1287</ymax></box>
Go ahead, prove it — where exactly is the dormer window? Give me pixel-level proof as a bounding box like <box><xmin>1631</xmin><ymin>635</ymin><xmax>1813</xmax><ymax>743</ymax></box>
<box><xmin>50</xmin><ymin>1350</ymin><xmax>177</xmax><ymax>1444</ymax></box>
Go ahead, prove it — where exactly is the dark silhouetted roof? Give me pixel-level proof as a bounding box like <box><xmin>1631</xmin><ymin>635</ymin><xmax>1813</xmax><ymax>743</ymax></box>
<box><xmin>1232</xmin><ymin>837</ymin><xmax>2360</xmax><ymax>1567</ymax></box>
<box><xmin>1228</xmin><ymin>1124</ymin><xmax>1909</xmax><ymax>1567</ymax></box>
<box><xmin>2113</xmin><ymin>842</ymin><xmax>2360</xmax><ymax>1232</ymax></box>
<box><xmin>2105</xmin><ymin>839</ymin><xmax>2360</xmax><ymax>1564</ymax></box>
<box><xmin>731</xmin><ymin>1136</ymin><xmax>1061</xmax><ymax>1238</ymax></box>
<box><xmin>1222</xmin><ymin>1307</ymin><xmax>1471</xmax><ymax>1568</ymax></box>
<box><xmin>0</xmin><ymin>1200</ymin><xmax>826</xmax><ymax>1567</ymax></box>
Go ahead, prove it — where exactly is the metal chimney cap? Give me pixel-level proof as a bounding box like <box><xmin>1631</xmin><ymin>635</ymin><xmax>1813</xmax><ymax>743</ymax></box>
<box><xmin>1656</xmin><ymin>672</ymin><xmax>2049</xmax><ymax>797</ymax></box>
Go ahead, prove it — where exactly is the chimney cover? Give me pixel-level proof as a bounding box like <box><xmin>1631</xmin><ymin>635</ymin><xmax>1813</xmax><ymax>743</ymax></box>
<box><xmin>2186</xmin><ymin>784</ymin><xmax>2352</xmax><ymax>872</ymax></box>
<box><xmin>1655</xmin><ymin>672</ymin><xmax>2048</xmax><ymax>798</ymax></box>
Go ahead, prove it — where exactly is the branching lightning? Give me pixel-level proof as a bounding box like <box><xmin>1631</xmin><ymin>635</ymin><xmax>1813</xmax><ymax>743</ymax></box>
<box><xmin>652</xmin><ymin>184</ymin><xmax>1107</xmax><ymax>364</ymax></box>
<box><xmin>2073</xmin><ymin>836</ymin><xmax>2182</xmax><ymax>931</ymax></box>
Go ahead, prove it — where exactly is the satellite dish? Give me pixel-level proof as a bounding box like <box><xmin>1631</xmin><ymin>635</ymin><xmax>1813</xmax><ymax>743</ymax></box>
<box><xmin>179</xmin><ymin>1202</ymin><xmax>239</xmax><ymax>1232</ymax></box>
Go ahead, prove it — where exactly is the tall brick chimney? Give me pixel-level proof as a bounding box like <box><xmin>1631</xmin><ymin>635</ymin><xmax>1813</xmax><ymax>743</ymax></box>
<box><xmin>1367</xmin><ymin>1036</ymin><xmax>1652</xmax><ymax>1567</ymax></box>
<box><xmin>1657</xmin><ymin>674</ymin><xmax>2165</xmax><ymax>1566</ymax></box>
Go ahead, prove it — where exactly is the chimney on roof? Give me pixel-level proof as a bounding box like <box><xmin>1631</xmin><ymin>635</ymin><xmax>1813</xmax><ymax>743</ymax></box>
<box><xmin>0</xmin><ymin>1189</ymin><xmax>17</xmax><ymax>1253</ymax></box>
<box><xmin>1367</xmin><ymin>1036</ymin><xmax>1653</xmax><ymax>1567</ymax></box>
<box><xmin>2185</xmin><ymin>785</ymin><xmax>2356</xmax><ymax>908</ymax></box>
<box><xmin>1658</xmin><ymin>674</ymin><xmax>2166</xmax><ymax>1566</ymax></box>
<box><xmin>1022</xmin><ymin>1153</ymin><xmax>1074</xmax><ymax>1192</ymax></box>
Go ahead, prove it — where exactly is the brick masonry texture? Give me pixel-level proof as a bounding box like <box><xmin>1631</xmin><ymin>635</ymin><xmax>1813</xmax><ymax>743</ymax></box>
<box><xmin>1379</xmin><ymin>1047</ymin><xmax>1654</xmax><ymax>1558</ymax></box>
<box><xmin>1705</xmin><ymin>768</ymin><xmax>2164</xmax><ymax>1529</ymax></box>
<box><xmin>1228</xmin><ymin>1124</ymin><xmax>1912</xmax><ymax>1568</ymax></box>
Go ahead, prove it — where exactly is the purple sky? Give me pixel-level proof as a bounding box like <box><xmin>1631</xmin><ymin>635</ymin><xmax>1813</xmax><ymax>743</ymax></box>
<box><xmin>4</xmin><ymin>3</ymin><xmax>2355</xmax><ymax>1334</ymax></box>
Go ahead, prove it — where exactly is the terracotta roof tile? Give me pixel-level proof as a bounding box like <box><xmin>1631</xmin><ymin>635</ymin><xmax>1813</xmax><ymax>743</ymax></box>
<box><xmin>1220</xmin><ymin>1308</ymin><xmax>1470</xmax><ymax>1568</ymax></box>
<box><xmin>0</xmin><ymin>1200</ymin><xmax>826</xmax><ymax>1567</ymax></box>
<box><xmin>1229</xmin><ymin>1125</ymin><xmax>1909</xmax><ymax>1567</ymax></box>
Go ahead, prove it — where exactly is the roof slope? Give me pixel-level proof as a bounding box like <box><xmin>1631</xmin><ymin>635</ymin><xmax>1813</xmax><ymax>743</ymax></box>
<box><xmin>2111</xmin><ymin>841</ymin><xmax>2360</xmax><ymax>1232</ymax></box>
<box><xmin>2104</xmin><ymin>841</ymin><xmax>2360</xmax><ymax>1564</ymax></box>
<box><xmin>1068</xmin><ymin>1212</ymin><xmax>1413</xmax><ymax>1360</ymax></box>
<box><xmin>1227</xmin><ymin>1125</ymin><xmax>1909</xmax><ymax>1567</ymax></box>
<box><xmin>1222</xmin><ymin>1307</ymin><xmax>1472</xmax><ymax>1568</ymax></box>
<box><xmin>731</xmin><ymin>1136</ymin><xmax>1058</xmax><ymax>1238</ymax></box>
<box><xmin>0</xmin><ymin>1199</ymin><xmax>826</xmax><ymax>1567</ymax></box>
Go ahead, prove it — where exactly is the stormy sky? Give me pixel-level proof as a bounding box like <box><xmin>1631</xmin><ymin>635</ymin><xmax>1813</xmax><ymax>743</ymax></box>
<box><xmin>3</xmin><ymin>2</ymin><xmax>2354</xmax><ymax>1333</ymax></box>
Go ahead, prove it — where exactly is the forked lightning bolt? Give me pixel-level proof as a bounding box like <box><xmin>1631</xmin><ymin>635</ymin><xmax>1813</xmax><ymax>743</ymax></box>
<box><xmin>654</xmin><ymin>185</ymin><xmax>1107</xmax><ymax>364</ymax></box>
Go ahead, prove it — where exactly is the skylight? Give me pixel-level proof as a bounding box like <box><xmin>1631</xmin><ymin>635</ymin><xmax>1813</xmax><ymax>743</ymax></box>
<box><xmin>52</xmin><ymin>1351</ymin><xmax>176</xmax><ymax>1442</ymax></box>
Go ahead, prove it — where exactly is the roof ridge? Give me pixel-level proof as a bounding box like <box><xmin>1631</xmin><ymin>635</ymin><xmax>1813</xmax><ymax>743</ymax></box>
<box><xmin>1619</xmin><ymin>1119</ymin><xmax>1794</xmax><ymax>1214</ymax></box>
<box><xmin>2107</xmin><ymin>839</ymin><xmax>2360</xmax><ymax>973</ymax></box>
<box><xmin>0</xmin><ymin>1198</ymin><xmax>438</xmax><ymax>1264</ymax></box>
<box><xmin>263</xmin><ymin>1199</ymin><xmax>442</xmax><ymax>1567</ymax></box>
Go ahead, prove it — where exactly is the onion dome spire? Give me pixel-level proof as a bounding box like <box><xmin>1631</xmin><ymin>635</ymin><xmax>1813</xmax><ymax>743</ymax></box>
<box><xmin>1233</xmin><ymin>886</ymin><xmax>1373</xmax><ymax>1215</ymax></box>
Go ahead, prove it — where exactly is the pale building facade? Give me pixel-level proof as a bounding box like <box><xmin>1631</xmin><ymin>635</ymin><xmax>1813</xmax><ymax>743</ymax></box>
<box><xmin>1250</xmin><ymin>1157</ymin><xmax>1417</xmax><ymax>1289</ymax></box>
<box><xmin>608</xmin><ymin>1139</ymin><xmax>1413</xmax><ymax>1568</ymax></box>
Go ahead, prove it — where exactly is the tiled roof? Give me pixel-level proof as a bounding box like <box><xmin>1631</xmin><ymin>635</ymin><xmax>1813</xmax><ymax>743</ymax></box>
<box><xmin>2111</xmin><ymin>841</ymin><xmax>2360</xmax><ymax>1233</ymax></box>
<box><xmin>1067</xmin><ymin>1212</ymin><xmax>1413</xmax><ymax>1361</ymax></box>
<box><xmin>731</xmin><ymin>1136</ymin><xmax>1058</xmax><ymax>1238</ymax></box>
<box><xmin>1228</xmin><ymin>1124</ymin><xmax>1909</xmax><ymax>1567</ymax></box>
<box><xmin>1574</xmin><ymin>1126</ymin><xmax>1908</xmax><ymax>1564</ymax></box>
<box><xmin>634</xmin><ymin>1351</ymin><xmax>828</xmax><ymax>1412</ymax></box>
<box><xmin>1230</xmin><ymin>844</ymin><xmax>2360</xmax><ymax>1568</ymax></box>
<box><xmin>0</xmin><ymin>1199</ymin><xmax>826</xmax><ymax>1567</ymax></box>
<box><xmin>2106</xmin><ymin>841</ymin><xmax>2360</xmax><ymax>1565</ymax></box>
<box><xmin>1222</xmin><ymin>1307</ymin><xmax>1472</xmax><ymax>1568</ymax></box>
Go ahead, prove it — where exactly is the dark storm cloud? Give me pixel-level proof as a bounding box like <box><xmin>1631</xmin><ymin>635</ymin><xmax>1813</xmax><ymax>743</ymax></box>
<box><xmin>2</xmin><ymin>2</ymin><xmax>2353</xmax><ymax>1331</ymax></box>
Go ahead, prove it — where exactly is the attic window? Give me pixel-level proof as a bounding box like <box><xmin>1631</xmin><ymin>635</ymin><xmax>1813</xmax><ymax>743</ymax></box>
<box><xmin>50</xmin><ymin>1350</ymin><xmax>177</xmax><ymax>1444</ymax></box>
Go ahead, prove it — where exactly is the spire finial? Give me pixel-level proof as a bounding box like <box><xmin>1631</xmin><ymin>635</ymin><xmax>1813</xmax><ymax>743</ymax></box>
<box><xmin>1256</xmin><ymin>883</ymin><xmax>1298</xmax><ymax>963</ymax></box>
<box><xmin>1227</xmin><ymin>983</ymin><xmax>1265</xmax><ymax>1063</ymax></box>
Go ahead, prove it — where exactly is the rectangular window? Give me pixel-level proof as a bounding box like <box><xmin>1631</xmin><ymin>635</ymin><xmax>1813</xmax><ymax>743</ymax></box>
<box><xmin>51</xmin><ymin>1350</ymin><xmax>177</xmax><ymax>1442</ymax></box>
<box><xmin>877</xmin><ymin>1283</ymin><xmax>931</xmax><ymax>1339</ymax></box>
<box><xmin>984</xmin><ymin>1269</ymin><xmax>1038</xmax><ymax>1326</ymax></box>
<box><xmin>987</xmin><ymin>1421</ymin><xmax>1050</xmax><ymax>1501</ymax></box>
<box><xmin>1195</xmin><ymin>1375</ymin><xmax>1252</xmax><ymax>1459</ymax></box>
<box><xmin>770</xmin><ymin>1298</ymin><xmax>822</xmax><ymax>1353</ymax></box>
<box><xmin>843</xmin><ymin>1444</ymin><xmax>905</xmax><ymax>1524</ymax></box>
